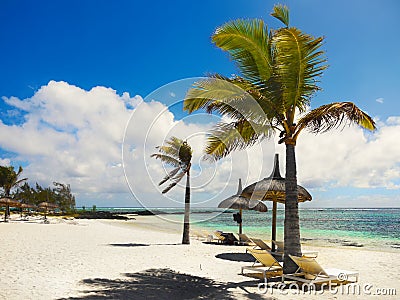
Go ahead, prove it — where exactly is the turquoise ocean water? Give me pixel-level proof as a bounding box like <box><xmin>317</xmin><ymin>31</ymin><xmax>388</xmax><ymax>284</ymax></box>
<box><xmin>99</xmin><ymin>207</ymin><xmax>400</xmax><ymax>251</ymax></box>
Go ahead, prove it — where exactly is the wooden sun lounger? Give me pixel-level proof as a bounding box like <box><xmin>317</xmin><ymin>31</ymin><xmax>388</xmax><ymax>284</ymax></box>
<box><xmin>241</xmin><ymin>248</ymin><xmax>283</xmax><ymax>280</ymax></box>
<box><xmin>283</xmin><ymin>255</ymin><xmax>359</xmax><ymax>285</ymax></box>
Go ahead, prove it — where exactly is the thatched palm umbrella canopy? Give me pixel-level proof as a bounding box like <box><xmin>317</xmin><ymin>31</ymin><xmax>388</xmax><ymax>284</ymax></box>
<box><xmin>38</xmin><ymin>202</ymin><xmax>58</xmax><ymax>209</ymax></box>
<box><xmin>0</xmin><ymin>197</ymin><xmax>21</xmax><ymax>207</ymax></box>
<box><xmin>0</xmin><ymin>197</ymin><xmax>21</xmax><ymax>221</ymax></box>
<box><xmin>19</xmin><ymin>203</ymin><xmax>36</xmax><ymax>218</ymax></box>
<box><xmin>241</xmin><ymin>154</ymin><xmax>312</xmax><ymax>251</ymax></box>
<box><xmin>20</xmin><ymin>203</ymin><xmax>36</xmax><ymax>209</ymax></box>
<box><xmin>218</xmin><ymin>179</ymin><xmax>268</xmax><ymax>234</ymax></box>
<box><xmin>38</xmin><ymin>202</ymin><xmax>59</xmax><ymax>219</ymax></box>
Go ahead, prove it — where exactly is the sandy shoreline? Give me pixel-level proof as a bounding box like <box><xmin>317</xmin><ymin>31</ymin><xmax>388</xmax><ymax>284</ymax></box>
<box><xmin>0</xmin><ymin>215</ymin><xmax>399</xmax><ymax>299</ymax></box>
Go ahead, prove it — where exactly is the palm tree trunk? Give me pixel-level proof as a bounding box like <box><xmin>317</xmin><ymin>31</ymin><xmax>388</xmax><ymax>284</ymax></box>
<box><xmin>5</xmin><ymin>189</ymin><xmax>10</xmax><ymax>220</ymax></box>
<box><xmin>283</xmin><ymin>143</ymin><xmax>302</xmax><ymax>273</ymax></box>
<box><xmin>182</xmin><ymin>170</ymin><xmax>191</xmax><ymax>244</ymax></box>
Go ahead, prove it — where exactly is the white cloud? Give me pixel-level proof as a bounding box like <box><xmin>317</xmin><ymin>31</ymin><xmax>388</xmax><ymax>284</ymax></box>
<box><xmin>376</xmin><ymin>97</ymin><xmax>384</xmax><ymax>104</ymax></box>
<box><xmin>1</xmin><ymin>81</ymin><xmax>399</xmax><ymax>207</ymax></box>
<box><xmin>301</xmin><ymin>194</ymin><xmax>400</xmax><ymax>208</ymax></box>
<box><xmin>0</xmin><ymin>81</ymin><xmax>142</xmax><ymax>200</ymax></box>
<box><xmin>121</xmin><ymin>99</ymin><xmax>272</xmax><ymax>207</ymax></box>
<box><xmin>0</xmin><ymin>158</ymin><xmax>11</xmax><ymax>166</ymax></box>
<box><xmin>283</xmin><ymin>119</ymin><xmax>400</xmax><ymax>191</ymax></box>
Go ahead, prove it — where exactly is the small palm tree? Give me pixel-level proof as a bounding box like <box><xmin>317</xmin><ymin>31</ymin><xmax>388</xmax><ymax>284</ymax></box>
<box><xmin>151</xmin><ymin>137</ymin><xmax>193</xmax><ymax>244</ymax></box>
<box><xmin>183</xmin><ymin>5</ymin><xmax>376</xmax><ymax>272</ymax></box>
<box><xmin>0</xmin><ymin>165</ymin><xmax>27</xmax><ymax>218</ymax></box>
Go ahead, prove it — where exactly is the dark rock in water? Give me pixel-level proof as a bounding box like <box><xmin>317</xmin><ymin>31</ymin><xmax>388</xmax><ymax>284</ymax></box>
<box><xmin>131</xmin><ymin>210</ymin><xmax>156</xmax><ymax>215</ymax></box>
<box><xmin>76</xmin><ymin>211</ymin><xmax>131</xmax><ymax>220</ymax></box>
<box><xmin>341</xmin><ymin>242</ymin><xmax>364</xmax><ymax>247</ymax></box>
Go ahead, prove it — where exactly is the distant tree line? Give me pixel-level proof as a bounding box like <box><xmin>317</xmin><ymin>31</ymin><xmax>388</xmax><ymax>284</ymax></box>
<box><xmin>14</xmin><ymin>182</ymin><xmax>76</xmax><ymax>213</ymax></box>
<box><xmin>0</xmin><ymin>165</ymin><xmax>76</xmax><ymax>213</ymax></box>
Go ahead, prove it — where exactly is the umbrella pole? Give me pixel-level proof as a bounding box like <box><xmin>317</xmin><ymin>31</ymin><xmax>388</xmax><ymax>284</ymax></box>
<box><xmin>272</xmin><ymin>201</ymin><xmax>277</xmax><ymax>252</ymax></box>
<box><xmin>239</xmin><ymin>208</ymin><xmax>242</xmax><ymax>235</ymax></box>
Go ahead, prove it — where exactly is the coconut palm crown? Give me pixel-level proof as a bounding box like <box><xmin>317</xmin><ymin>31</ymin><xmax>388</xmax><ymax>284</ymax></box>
<box><xmin>0</xmin><ymin>165</ymin><xmax>27</xmax><ymax>219</ymax></box>
<box><xmin>151</xmin><ymin>136</ymin><xmax>193</xmax><ymax>244</ymax></box>
<box><xmin>183</xmin><ymin>5</ymin><xmax>376</xmax><ymax>272</ymax></box>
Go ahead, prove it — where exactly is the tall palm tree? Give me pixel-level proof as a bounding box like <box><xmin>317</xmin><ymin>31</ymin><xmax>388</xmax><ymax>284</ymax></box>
<box><xmin>0</xmin><ymin>165</ymin><xmax>28</xmax><ymax>218</ymax></box>
<box><xmin>183</xmin><ymin>5</ymin><xmax>376</xmax><ymax>272</ymax></box>
<box><xmin>151</xmin><ymin>137</ymin><xmax>193</xmax><ymax>244</ymax></box>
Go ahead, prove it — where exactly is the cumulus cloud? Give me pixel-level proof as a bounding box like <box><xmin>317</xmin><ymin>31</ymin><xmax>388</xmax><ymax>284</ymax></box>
<box><xmin>376</xmin><ymin>97</ymin><xmax>384</xmax><ymax>104</ymax></box>
<box><xmin>0</xmin><ymin>158</ymin><xmax>11</xmax><ymax>166</ymax></box>
<box><xmin>273</xmin><ymin>117</ymin><xmax>400</xmax><ymax>191</ymax></box>
<box><xmin>121</xmin><ymin>98</ymin><xmax>274</xmax><ymax>208</ymax></box>
<box><xmin>1</xmin><ymin>80</ymin><xmax>399</xmax><ymax>207</ymax></box>
<box><xmin>0</xmin><ymin>81</ymin><xmax>264</xmax><ymax>206</ymax></box>
<box><xmin>0</xmin><ymin>81</ymin><xmax>142</xmax><ymax>199</ymax></box>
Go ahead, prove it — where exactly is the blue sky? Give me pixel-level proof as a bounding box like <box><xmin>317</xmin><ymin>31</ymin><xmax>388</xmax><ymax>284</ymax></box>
<box><xmin>0</xmin><ymin>1</ymin><xmax>399</xmax><ymax>208</ymax></box>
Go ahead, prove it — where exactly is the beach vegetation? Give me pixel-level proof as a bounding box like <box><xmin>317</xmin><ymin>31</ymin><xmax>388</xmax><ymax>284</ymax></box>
<box><xmin>152</xmin><ymin>136</ymin><xmax>193</xmax><ymax>244</ymax></box>
<box><xmin>0</xmin><ymin>165</ymin><xmax>76</xmax><ymax>215</ymax></box>
<box><xmin>0</xmin><ymin>165</ymin><xmax>27</xmax><ymax>218</ymax></box>
<box><xmin>14</xmin><ymin>181</ymin><xmax>76</xmax><ymax>214</ymax></box>
<box><xmin>183</xmin><ymin>4</ymin><xmax>376</xmax><ymax>272</ymax></box>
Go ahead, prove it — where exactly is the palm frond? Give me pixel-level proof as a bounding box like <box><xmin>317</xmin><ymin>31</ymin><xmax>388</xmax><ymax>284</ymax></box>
<box><xmin>14</xmin><ymin>178</ymin><xmax>28</xmax><ymax>187</ymax></box>
<box><xmin>184</xmin><ymin>75</ymin><xmax>283</xmax><ymax>125</ymax></box>
<box><xmin>296</xmin><ymin>102</ymin><xmax>376</xmax><ymax>135</ymax></box>
<box><xmin>16</xmin><ymin>166</ymin><xmax>24</xmax><ymax>177</ymax></box>
<box><xmin>162</xmin><ymin>171</ymin><xmax>186</xmax><ymax>194</ymax></box>
<box><xmin>271</xmin><ymin>4</ymin><xmax>289</xmax><ymax>27</ymax></box>
<box><xmin>152</xmin><ymin>136</ymin><xmax>193</xmax><ymax>193</ymax></box>
<box><xmin>205</xmin><ymin>119</ymin><xmax>274</xmax><ymax>160</ymax></box>
<box><xmin>155</xmin><ymin>136</ymin><xmax>184</xmax><ymax>159</ymax></box>
<box><xmin>159</xmin><ymin>166</ymin><xmax>180</xmax><ymax>186</ymax></box>
<box><xmin>150</xmin><ymin>154</ymin><xmax>180</xmax><ymax>167</ymax></box>
<box><xmin>184</xmin><ymin>75</ymin><xmax>253</xmax><ymax>116</ymax></box>
<box><xmin>272</xmin><ymin>27</ymin><xmax>327</xmax><ymax>117</ymax></box>
<box><xmin>212</xmin><ymin>18</ymin><xmax>272</xmax><ymax>85</ymax></box>
<box><xmin>155</xmin><ymin>145</ymin><xmax>179</xmax><ymax>159</ymax></box>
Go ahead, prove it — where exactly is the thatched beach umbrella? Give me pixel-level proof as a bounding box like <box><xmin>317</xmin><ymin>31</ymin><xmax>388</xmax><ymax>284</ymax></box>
<box><xmin>218</xmin><ymin>179</ymin><xmax>268</xmax><ymax>234</ymax></box>
<box><xmin>241</xmin><ymin>154</ymin><xmax>312</xmax><ymax>251</ymax></box>
<box><xmin>19</xmin><ymin>203</ymin><xmax>36</xmax><ymax>218</ymax></box>
<box><xmin>20</xmin><ymin>203</ymin><xmax>36</xmax><ymax>209</ymax></box>
<box><xmin>0</xmin><ymin>197</ymin><xmax>21</xmax><ymax>221</ymax></box>
<box><xmin>38</xmin><ymin>202</ymin><xmax>59</xmax><ymax>219</ymax></box>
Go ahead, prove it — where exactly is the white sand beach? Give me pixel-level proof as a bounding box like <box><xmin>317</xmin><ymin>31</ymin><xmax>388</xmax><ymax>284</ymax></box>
<box><xmin>0</xmin><ymin>215</ymin><xmax>399</xmax><ymax>300</ymax></box>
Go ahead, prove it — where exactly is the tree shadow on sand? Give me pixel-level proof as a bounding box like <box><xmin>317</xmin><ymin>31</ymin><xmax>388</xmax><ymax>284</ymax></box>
<box><xmin>108</xmin><ymin>243</ymin><xmax>181</xmax><ymax>247</ymax></box>
<box><xmin>108</xmin><ymin>243</ymin><xmax>150</xmax><ymax>247</ymax></box>
<box><xmin>215</xmin><ymin>253</ymin><xmax>255</xmax><ymax>262</ymax></box>
<box><xmin>61</xmin><ymin>268</ymin><xmax>269</xmax><ymax>300</ymax></box>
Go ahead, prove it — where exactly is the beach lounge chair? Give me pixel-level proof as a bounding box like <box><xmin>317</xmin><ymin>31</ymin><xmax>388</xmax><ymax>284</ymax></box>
<box><xmin>272</xmin><ymin>240</ymin><xmax>318</xmax><ymax>258</ymax></box>
<box><xmin>272</xmin><ymin>240</ymin><xmax>284</xmax><ymax>252</ymax></box>
<box><xmin>191</xmin><ymin>230</ymin><xmax>208</xmax><ymax>240</ymax></box>
<box><xmin>214</xmin><ymin>231</ymin><xmax>226</xmax><ymax>243</ymax></box>
<box><xmin>214</xmin><ymin>231</ymin><xmax>239</xmax><ymax>245</ymax></box>
<box><xmin>251</xmin><ymin>238</ymin><xmax>272</xmax><ymax>251</ymax></box>
<box><xmin>283</xmin><ymin>255</ymin><xmax>359</xmax><ymax>285</ymax></box>
<box><xmin>249</xmin><ymin>238</ymin><xmax>286</xmax><ymax>260</ymax></box>
<box><xmin>237</xmin><ymin>234</ymin><xmax>255</xmax><ymax>246</ymax></box>
<box><xmin>201</xmin><ymin>230</ymin><xmax>218</xmax><ymax>243</ymax></box>
<box><xmin>241</xmin><ymin>248</ymin><xmax>283</xmax><ymax>279</ymax></box>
